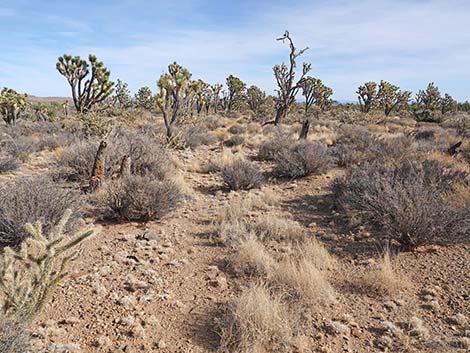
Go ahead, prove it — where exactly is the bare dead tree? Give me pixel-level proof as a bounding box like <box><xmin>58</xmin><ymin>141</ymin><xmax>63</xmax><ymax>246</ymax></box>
<box><xmin>267</xmin><ymin>31</ymin><xmax>311</xmax><ymax>125</ymax></box>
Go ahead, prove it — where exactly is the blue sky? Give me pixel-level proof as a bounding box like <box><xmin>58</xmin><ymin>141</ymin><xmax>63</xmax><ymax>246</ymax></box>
<box><xmin>0</xmin><ymin>0</ymin><xmax>469</xmax><ymax>101</ymax></box>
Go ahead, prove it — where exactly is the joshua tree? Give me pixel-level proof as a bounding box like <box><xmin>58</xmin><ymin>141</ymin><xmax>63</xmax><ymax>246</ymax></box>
<box><xmin>0</xmin><ymin>88</ymin><xmax>29</xmax><ymax>124</ymax></box>
<box><xmin>440</xmin><ymin>93</ymin><xmax>457</xmax><ymax>114</ymax></box>
<box><xmin>246</xmin><ymin>85</ymin><xmax>267</xmax><ymax>115</ymax></box>
<box><xmin>357</xmin><ymin>82</ymin><xmax>377</xmax><ymax>113</ymax></box>
<box><xmin>376</xmin><ymin>80</ymin><xmax>411</xmax><ymax>116</ymax></box>
<box><xmin>226</xmin><ymin>75</ymin><xmax>246</xmax><ymax>112</ymax></box>
<box><xmin>56</xmin><ymin>54</ymin><xmax>114</xmax><ymax>113</ymax></box>
<box><xmin>114</xmin><ymin>79</ymin><xmax>132</xmax><ymax>108</ymax></box>
<box><xmin>210</xmin><ymin>84</ymin><xmax>223</xmax><ymax>113</ymax></box>
<box><xmin>415</xmin><ymin>82</ymin><xmax>441</xmax><ymax>111</ymax></box>
<box><xmin>271</xmin><ymin>30</ymin><xmax>311</xmax><ymax>125</ymax></box>
<box><xmin>155</xmin><ymin>62</ymin><xmax>192</xmax><ymax>140</ymax></box>
<box><xmin>300</xmin><ymin>77</ymin><xmax>333</xmax><ymax>113</ymax></box>
<box><xmin>134</xmin><ymin>86</ymin><xmax>154</xmax><ymax>111</ymax></box>
<box><xmin>190</xmin><ymin>79</ymin><xmax>210</xmax><ymax>115</ymax></box>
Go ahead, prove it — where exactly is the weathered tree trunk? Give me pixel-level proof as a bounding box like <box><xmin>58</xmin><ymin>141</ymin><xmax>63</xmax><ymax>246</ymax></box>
<box><xmin>299</xmin><ymin>118</ymin><xmax>310</xmax><ymax>139</ymax></box>
<box><xmin>86</xmin><ymin>140</ymin><xmax>107</xmax><ymax>193</ymax></box>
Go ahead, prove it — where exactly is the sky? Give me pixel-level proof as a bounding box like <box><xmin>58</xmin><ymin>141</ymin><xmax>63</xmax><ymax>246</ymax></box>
<box><xmin>0</xmin><ymin>0</ymin><xmax>469</xmax><ymax>102</ymax></box>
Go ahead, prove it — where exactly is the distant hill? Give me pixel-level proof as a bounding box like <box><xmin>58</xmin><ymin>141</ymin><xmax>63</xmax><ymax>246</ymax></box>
<box><xmin>27</xmin><ymin>95</ymin><xmax>73</xmax><ymax>104</ymax></box>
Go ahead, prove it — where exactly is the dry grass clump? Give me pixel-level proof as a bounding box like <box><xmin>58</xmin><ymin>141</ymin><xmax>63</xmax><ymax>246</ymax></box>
<box><xmin>249</xmin><ymin>215</ymin><xmax>305</xmax><ymax>242</ymax></box>
<box><xmin>333</xmin><ymin>159</ymin><xmax>470</xmax><ymax>250</ymax></box>
<box><xmin>273</xmin><ymin>257</ymin><xmax>336</xmax><ymax>304</ymax></box>
<box><xmin>362</xmin><ymin>251</ymin><xmax>410</xmax><ymax>296</ymax></box>
<box><xmin>298</xmin><ymin>238</ymin><xmax>337</xmax><ymax>271</ymax></box>
<box><xmin>95</xmin><ymin>175</ymin><xmax>183</xmax><ymax>222</ymax></box>
<box><xmin>222</xmin><ymin>158</ymin><xmax>264</xmax><ymax>190</ymax></box>
<box><xmin>229</xmin><ymin>235</ymin><xmax>275</xmax><ymax>277</ymax></box>
<box><xmin>0</xmin><ymin>319</ymin><xmax>31</xmax><ymax>353</ymax></box>
<box><xmin>219</xmin><ymin>283</ymin><xmax>293</xmax><ymax>353</ymax></box>
<box><xmin>0</xmin><ymin>176</ymin><xmax>81</xmax><ymax>248</ymax></box>
<box><xmin>273</xmin><ymin>140</ymin><xmax>331</xmax><ymax>178</ymax></box>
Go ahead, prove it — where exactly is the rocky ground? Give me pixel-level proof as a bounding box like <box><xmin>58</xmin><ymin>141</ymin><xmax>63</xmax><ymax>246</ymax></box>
<box><xmin>1</xmin><ymin>117</ymin><xmax>469</xmax><ymax>353</ymax></box>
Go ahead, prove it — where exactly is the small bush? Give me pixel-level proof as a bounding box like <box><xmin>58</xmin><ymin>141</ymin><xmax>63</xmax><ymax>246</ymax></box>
<box><xmin>332</xmin><ymin>125</ymin><xmax>377</xmax><ymax>167</ymax></box>
<box><xmin>181</xmin><ymin>126</ymin><xmax>217</xmax><ymax>149</ymax></box>
<box><xmin>97</xmin><ymin>175</ymin><xmax>183</xmax><ymax>222</ymax></box>
<box><xmin>0</xmin><ymin>136</ymin><xmax>36</xmax><ymax>162</ymax></box>
<box><xmin>224</xmin><ymin>134</ymin><xmax>245</xmax><ymax>147</ymax></box>
<box><xmin>228</xmin><ymin>123</ymin><xmax>245</xmax><ymax>135</ymax></box>
<box><xmin>257</xmin><ymin>130</ymin><xmax>293</xmax><ymax>160</ymax></box>
<box><xmin>54</xmin><ymin>133</ymin><xmax>172</xmax><ymax>182</ymax></box>
<box><xmin>0</xmin><ymin>319</ymin><xmax>30</xmax><ymax>353</ymax></box>
<box><xmin>53</xmin><ymin>140</ymin><xmax>97</xmax><ymax>182</ymax></box>
<box><xmin>274</xmin><ymin>140</ymin><xmax>331</xmax><ymax>178</ymax></box>
<box><xmin>0</xmin><ymin>176</ymin><xmax>81</xmax><ymax>248</ymax></box>
<box><xmin>333</xmin><ymin>160</ymin><xmax>470</xmax><ymax>250</ymax></box>
<box><xmin>0</xmin><ymin>153</ymin><xmax>18</xmax><ymax>173</ymax></box>
<box><xmin>222</xmin><ymin>159</ymin><xmax>264</xmax><ymax>190</ymax></box>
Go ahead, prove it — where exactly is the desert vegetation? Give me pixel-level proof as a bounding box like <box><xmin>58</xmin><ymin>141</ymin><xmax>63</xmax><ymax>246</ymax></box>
<box><xmin>0</xmin><ymin>29</ymin><xmax>468</xmax><ymax>353</ymax></box>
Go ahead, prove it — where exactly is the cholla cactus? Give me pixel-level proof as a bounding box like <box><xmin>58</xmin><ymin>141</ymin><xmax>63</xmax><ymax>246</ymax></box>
<box><xmin>114</xmin><ymin>79</ymin><xmax>132</xmax><ymax>109</ymax></box>
<box><xmin>134</xmin><ymin>86</ymin><xmax>154</xmax><ymax>111</ymax></box>
<box><xmin>272</xmin><ymin>30</ymin><xmax>311</xmax><ymax>125</ymax></box>
<box><xmin>0</xmin><ymin>88</ymin><xmax>29</xmax><ymax>124</ymax></box>
<box><xmin>0</xmin><ymin>210</ymin><xmax>98</xmax><ymax>321</ymax></box>
<box><xmin>357</xmin><ymin>82</ymin><xmax>377</xmax><ymax>113</ymax></box>
<box><xmin>300</xmin><ymin>77</ymin><xmax>333</xmax><ymax>113</ymax></box>
<box><xmin>155</xmin><ymin>62</ymin><xmax>192</xmax><ymax>139</ymax></box>
<box><xmin>226</xmin><ymin>75</ymin><xmax>246</xmax><ymax>112</ymax></box>
<box><xmin>56</xmin><ymin>54</ymin><xmax>114</xmax><ymax>113</ymax></box>
<box><xmin>377</xmin><ymin>80</ymin><xmax>411</xmax><ymax>116</ymax></box>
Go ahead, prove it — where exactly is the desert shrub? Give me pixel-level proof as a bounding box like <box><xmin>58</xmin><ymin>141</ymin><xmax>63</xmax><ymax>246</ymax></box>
<box><xmin>97</xmin><ymin>175</ymin><xmax>183</xmax><ymax>222</ymax></box>
<box><xmin>0</xmin><ymin>153</ymin><xmax>18</xmax><ymax>173</ymax></box>
<box><xmin>222</xmin><ymin>159</ymin><xmax>264</xmax><ymax>190</ymax></box>
<box><xmin>257</xmin><ymin>129</ymin><xmax>294</xmax><ymax>160</ymax></box>
<box><xmin>53</xmin><ymin>140</ymin><xmax>97</xmax><ymax>182</ymax></box>
<box><xmin>332</xmin><ymin>125</ymin><xmax>377</xmax><ymax>166</ymax></box>
<box><xmin>111</xmin><ymin>132</ymin><xmax>172</xmax><ymax>179</ymax></box>
<box><xmin>413</xmin><ymin>129</ymin><xmax>435</xmax><ymax>140</ymax></box>
<box><xmin>228</xmin><ymin>123</ymin><xmax>245</xmax><ymax>135</ymax></box>
<box><xmin>0</xmin><ymin>135</ymin><xmax>36</xmax><ymax>162</ymax></box>
<box><xmin>0</xmin><ymin>176</ymin><xmax>81</xmax><ymax>248</ymax></box>
<box><xmin>0</xmin><ymin>319</ymin><xmax>30</xmax><ymax>353</ymax></box>
<box><xmin>274</xmin><ymin>140</ymin><xmax>331</xmax><ymax>178</ymax></box>
<box><xmin>180</xmin><ymin>126</ymin><xmax>217</xmax><ymax>149</ymax></box>
<box><xmin>203</xmin><ymin>115</ymin><xmax>226</xmax><ymax>130</ymax></box>
<box><xmin>224</xmin><ymin>134</ymin><xmax>245</xmax><ymax>147</ymax></box>
<box><xmin>332</xmin><ymin>160</ymin><xmax>470</xmax><ymax>250</ymax></box>
<box><xmin>54</xmin><ymin>133</ymin><xmax>172</xmax><ymax>182</ymax></box>
<box><xmin>218</xmin><ymin>283</ymin><xmax>293</xmax><ymax>352</ymax></box>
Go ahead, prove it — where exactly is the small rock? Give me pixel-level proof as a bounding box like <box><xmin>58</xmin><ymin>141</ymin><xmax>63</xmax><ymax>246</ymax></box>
<box><xmin>157</xmin><ymin>340</ymin><xmax>167</xmax><ymax>349</ymax></box>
